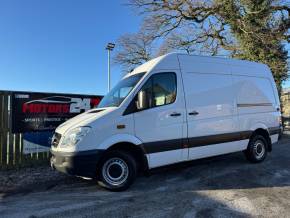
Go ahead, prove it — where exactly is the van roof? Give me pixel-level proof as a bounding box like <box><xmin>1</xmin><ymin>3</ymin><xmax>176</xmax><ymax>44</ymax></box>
<box><xmin>128</xmin><ymin>53</ymin><xmax>271</xmax><ymax>78</ymax></box>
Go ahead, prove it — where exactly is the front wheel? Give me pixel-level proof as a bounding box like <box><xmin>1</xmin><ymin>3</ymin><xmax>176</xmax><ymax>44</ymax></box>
<box><xmin>244</xmin><ymin>135</ymin><xmax>268</xmax><ymax>163</ymax></box>
<box><xmin>98</xmin><ymin>151</ymin><xmax>137</xmax><ymax>191</ymax></box>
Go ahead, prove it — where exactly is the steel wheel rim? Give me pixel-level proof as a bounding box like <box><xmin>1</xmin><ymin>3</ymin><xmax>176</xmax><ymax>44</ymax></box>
<box><xmin>253</xmin><ymin>140</ymin><xmax>265</xmax><ymax>159</ymax></box>
<box><xmin>102</xmin><ymin>158</ymin><xmax>129</xmax><ymax>186</ymax></box>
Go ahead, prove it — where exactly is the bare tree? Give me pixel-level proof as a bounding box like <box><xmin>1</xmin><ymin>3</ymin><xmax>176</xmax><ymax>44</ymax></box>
<box><xmin>114</xmin><ymin>31</ymin><xmax>155</xmax><ymax>72</ymax></box>
<box><xmin>157</xmin><ymin>27</ymin><xmax>232</xmax><ymax>56</ymax></box>
<box><xmin>127</xmin><ymin>0</ymin><xmax>290</xmax><ymax>92</ymax></box>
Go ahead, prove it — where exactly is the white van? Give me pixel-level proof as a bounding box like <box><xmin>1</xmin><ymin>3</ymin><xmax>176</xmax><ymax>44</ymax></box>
<box><xmin>51</xmin><ymin>53</ymin><xmax>282</xmax><ymax>191</ymax></box>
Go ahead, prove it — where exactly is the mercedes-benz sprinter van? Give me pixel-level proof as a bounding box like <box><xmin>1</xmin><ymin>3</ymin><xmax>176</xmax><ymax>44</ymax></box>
<box><xmin>51</xmin><ymin>53</ymin><xmax>281</xmax><ymax>191</ymax></box>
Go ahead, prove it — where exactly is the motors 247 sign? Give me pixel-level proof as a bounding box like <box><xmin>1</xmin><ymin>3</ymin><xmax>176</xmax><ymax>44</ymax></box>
<box><xmin>12</xmin><ymin>91</ymin><xmax>103</xmax><ymax>133</ymax></box>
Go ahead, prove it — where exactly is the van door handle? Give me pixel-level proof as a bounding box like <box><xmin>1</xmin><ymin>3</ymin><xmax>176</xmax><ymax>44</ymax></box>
<box><xmin>188</xmin><ymin>111</ymin><xmax>199</xmax><ymax>116</ymax></box>
<box><xmin>170</xmin><ymin>112</ymin><xmax>181</xmax><ymax>117</ymax></box>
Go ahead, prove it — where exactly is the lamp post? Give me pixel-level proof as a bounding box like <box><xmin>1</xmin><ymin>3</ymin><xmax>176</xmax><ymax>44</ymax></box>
<box><xmin>105</xmin><ymin>42</ymin><xmax>115</xmax><ymax>92</ymax></box>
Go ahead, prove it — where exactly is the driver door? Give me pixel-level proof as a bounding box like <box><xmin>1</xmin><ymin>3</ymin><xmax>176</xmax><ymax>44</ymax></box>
<box><xmin>133</xmin><ymin>72</ymin><xmax>187</xmax><ymax>168</ymax></box>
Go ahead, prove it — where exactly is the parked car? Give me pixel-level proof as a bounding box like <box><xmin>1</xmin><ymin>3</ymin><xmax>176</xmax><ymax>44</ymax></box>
<box><xmin>50</xmin><ymin>53</ymin><xmax>281</xmax><ymax>191</ymax></box>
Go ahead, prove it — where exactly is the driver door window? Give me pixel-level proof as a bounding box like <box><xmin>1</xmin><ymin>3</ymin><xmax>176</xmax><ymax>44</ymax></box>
<box><xmin>138</xmin><ymin>72</ymin><xmax>177</xmax><ymax>110</ymax></box>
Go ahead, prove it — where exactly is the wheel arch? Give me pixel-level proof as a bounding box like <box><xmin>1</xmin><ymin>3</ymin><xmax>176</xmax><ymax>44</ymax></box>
<box><xmin>249</xmin><ymin>128</ymin><xmax>272</xmax><ymax>152</ymax></box>
<box><xmin>97</xmin><ymin>134</ymin><xmax>148</xmax><ymax>172</ymax></box>
<box><xmin>105</xmin><ymin>142</ymin><xmax>149</xmax><ymax>172</ymax></box>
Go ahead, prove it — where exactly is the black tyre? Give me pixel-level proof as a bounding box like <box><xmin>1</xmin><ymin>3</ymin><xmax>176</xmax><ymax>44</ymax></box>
<box><xmin>244</xmin><ymin>135</ymin><xmax>268</xmax><ymax>163</ymax></box>
<box><xmin>97</xmin><ymin>150</ymin><xmax>137</xmax><ymax>191</ymax></box>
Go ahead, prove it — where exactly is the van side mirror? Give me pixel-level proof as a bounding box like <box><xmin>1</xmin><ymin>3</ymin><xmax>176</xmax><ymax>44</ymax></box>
<box><xmin>136</xmin><ymin>90</ymin><xmax>148</xmax><ymax>110</ymax></box>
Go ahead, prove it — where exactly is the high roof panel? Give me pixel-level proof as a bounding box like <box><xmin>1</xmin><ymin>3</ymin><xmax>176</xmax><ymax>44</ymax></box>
<box><xmin>129</xmin><ymin>53</ymin><xmax>271</xmax><ymax>77</ymax></box>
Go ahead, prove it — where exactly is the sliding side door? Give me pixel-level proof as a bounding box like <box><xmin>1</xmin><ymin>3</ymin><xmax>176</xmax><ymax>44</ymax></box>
<box><xmin>182</xmin><ymin>68</ymin><xmax>243</xmax><ymax>160</ymax></box>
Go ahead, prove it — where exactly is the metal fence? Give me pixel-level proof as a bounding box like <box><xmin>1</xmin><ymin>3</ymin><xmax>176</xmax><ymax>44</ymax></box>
<box><xmin>0</xmin><ymin>91</ymin><xmax>49</xmax><ymax>169</ymax></box>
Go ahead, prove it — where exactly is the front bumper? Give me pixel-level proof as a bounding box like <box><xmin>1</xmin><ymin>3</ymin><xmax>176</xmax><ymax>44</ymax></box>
<box><xmin>50</xmin><ymin>149</ymin><xmax>105</xmax><ymax>178</ymax></box>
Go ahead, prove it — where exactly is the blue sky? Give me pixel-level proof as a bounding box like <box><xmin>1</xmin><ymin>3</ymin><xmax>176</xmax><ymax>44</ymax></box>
<box><xmin>0</xmin><ymin>0</ymin><xmax>289</xmax><ymax>96</ymax></box>
<box><xmin>0</xmin><ymin>0</ymin><xmax>141</xmax><ymax>95</ymax></box>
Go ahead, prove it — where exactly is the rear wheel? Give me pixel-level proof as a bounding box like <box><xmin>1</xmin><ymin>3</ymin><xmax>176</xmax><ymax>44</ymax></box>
<box><xmin>244</xmin><ymin>135</ymin><xmax>268</xmax><ymax>163</ymax></box>
<box><xmin>98</xmin><ymin>151</ymin><xmax>137</xmax><ymax>191</ymax></box>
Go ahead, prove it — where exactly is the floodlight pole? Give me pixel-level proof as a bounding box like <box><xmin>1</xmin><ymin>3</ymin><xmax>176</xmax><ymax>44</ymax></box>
<box><xmin>107</xmin><ymin>49</ymin><xmax>111</xmax><ymax>92</ymax></box>
<box><xmin>106</xmin><ymin>43</ymin><xmax>115</xmax><ymax>92</ymax></box>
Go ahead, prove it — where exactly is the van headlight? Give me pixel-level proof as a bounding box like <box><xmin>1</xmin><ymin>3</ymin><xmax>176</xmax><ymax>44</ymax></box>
<box><xmin>60</xmin><ymin>126</ymin><xmax>91</xmax><ymax>147</ymax></box>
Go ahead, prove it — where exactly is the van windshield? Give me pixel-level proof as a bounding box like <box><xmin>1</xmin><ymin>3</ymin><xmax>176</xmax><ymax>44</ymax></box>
<box><xmin>98</xmin><ymin>73</ymin><xmax>145</xmax><ymax>108</ymax></box>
